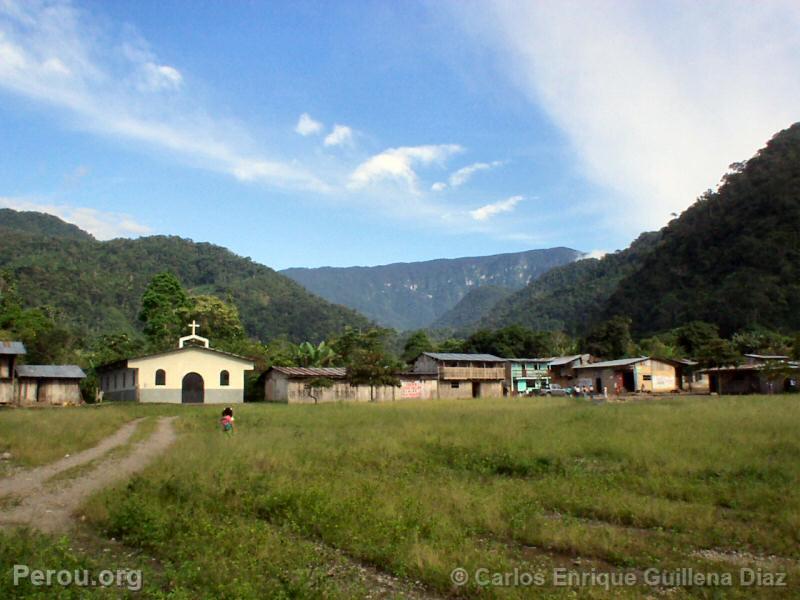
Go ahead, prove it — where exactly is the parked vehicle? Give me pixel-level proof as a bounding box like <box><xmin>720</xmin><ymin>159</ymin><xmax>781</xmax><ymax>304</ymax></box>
<box><xmin>534</xmin><ymin>384</ymin><xmax>569</xmax><ymax>397</ymax></box>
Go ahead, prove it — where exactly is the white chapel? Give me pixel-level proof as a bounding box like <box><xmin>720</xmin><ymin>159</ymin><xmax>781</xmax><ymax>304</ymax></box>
<box><xmin>98</xmin><ymin>322</ymin><xmax>254</xmax><ymax>404</ymax></box>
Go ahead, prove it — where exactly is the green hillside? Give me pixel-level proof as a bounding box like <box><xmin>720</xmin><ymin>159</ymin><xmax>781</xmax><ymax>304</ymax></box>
<box><xmin>606</xmin><ymin>123</ymin><xmax>800</xmax><ymax>336</ymax></box>
<box><xmin>486</xmin><ymin>232</ymin><xmax>661</xmax><ymax>334</ymax></box>
<box><xmin>0</xmin><ymin>214</ymin><xmax>370</xmax><ymax>343</ymax></box>
<box><xmin>485</xmin><ymin>123</ymin><xmax>800</xmax><ymax>338</ymax></box>
<box><xmin>430</xmin><ymin>285</ymin><xmax>513</xmax><ymax>332</ymax></box>
<box><xmin>0</xmin><ymin>208</ymin><xmax>93</xmax><ymax>240</ymax></box>
<box><xmin>282</xmin><ymin>247</ymin><xmax>582</xmax><ymax>330</ymax></box>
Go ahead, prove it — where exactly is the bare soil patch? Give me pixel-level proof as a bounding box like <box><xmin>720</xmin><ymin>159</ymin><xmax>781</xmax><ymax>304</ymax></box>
<box><xmin>0</xmin><ymin>417</ymin><xmax>176</xmax><ymax>533</ymax></box>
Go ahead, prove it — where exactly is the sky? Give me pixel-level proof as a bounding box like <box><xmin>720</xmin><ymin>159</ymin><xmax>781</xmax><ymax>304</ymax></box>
<box><xmin>1</xmin><ymin>0</ymin><xmax>799</xmax><ymax>269</ymax></box>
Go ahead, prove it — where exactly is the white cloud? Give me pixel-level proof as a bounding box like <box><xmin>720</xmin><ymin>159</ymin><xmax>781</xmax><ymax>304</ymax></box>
<box><xmin>324</xmin><ymin>124</ymin><xmax>353</xmax><ymax>147</ymax></box>
<box><xmin>431</xmin><ymin>181</ymin><xmax>447</xmax><ymax>192</ymax></box>
<box><xmin>0</xmin><ymin>197</ymin><xmax>152</xmax><ymax>240</ymax></box>
<box><xmin>469</xmin><ymin>195</ymin><xmax>523</xmax><ymax>221</ymax></box>
<box><xmin>140</xmin><ymin>62</ymin><xmax>182</xmax><ymax>91</ymax></box>
<box><xmin>457</xmin><ymin>1</ymin><xmax>800</xmax><ymax>232</ymax></box>
<box><xmin>0</xmin><ymin>0</ymin><xmax>326</xmax><ymax>192</ymax></box>
<box><xmin>295</xmin><ymin>112</ymin><xmax>323</xmax><ymax>136</ymax></box>
<box><xmin>582</xmin><ymin>249</ymin><xmax>607</xmax><ymax>260</ymax></box>
<box><xmin>348</xmin><ymin>144</ymin><xmax>463</xmax><ymax>193</ymax></box>
<box><xmin>449</xmin><ymin>160</ymin><xmax>504</xmax><ymax>187</ymax></box>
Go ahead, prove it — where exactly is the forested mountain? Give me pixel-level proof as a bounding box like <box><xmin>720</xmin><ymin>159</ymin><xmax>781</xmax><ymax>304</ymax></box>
<box><xmin>281</xmin><ymin>247</ymin><xmax>582</xmax><ymax>330</ymax></box>
<box><xmin>607</xmin><ymin>123</ymin><xmax>800</xmax><ymax>336</ymax></box>
<box><xmin>484</xmin><ymin>123</ymin><xmax>800</xmax><ymax>337</ymax></box>
<box><xmin>430</xmin><ymin>285</ymin><xmax>513</xmax><ymax>332</ymax></box>
<box><xmin>485</xmin><ymin>232</ymin><xmax>661</xmax><ymax>334</ymax></box>
<box><xmin>0</xmin><ymin>212</ymin><xmax>370</xmax><ymax>343</ymax></box>
<box><xmin>0</xmin><ymin>209</ymin><xmax>92</xmax><ymax>241</ymax></box>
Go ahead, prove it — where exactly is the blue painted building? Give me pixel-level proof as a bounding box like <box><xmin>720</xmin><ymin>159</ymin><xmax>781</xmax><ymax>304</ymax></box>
<box><xmin>505</xmin><ymin>358</ymin><xmax>552</xmax><ymax>395</ymax></box>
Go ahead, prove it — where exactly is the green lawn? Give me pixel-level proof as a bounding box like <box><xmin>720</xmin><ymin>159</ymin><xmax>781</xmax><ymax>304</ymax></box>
<box><xmin>2</xmin><ymin>396</ymin><xmax>799</xmax><ymax>598</ymax></box>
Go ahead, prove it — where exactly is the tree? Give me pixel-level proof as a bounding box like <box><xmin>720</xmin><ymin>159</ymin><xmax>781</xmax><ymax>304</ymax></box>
<box><xmin>582</xmin><ymin>316</ymin><xmax>634</xmax><ymax>359</ymax></box>
<box><xmin>330</xmin><ymin>326</ymin><xmax>362</xmax><ymax>366</ymax></box>
<box><xmin>437</xmin><ymin>338</ymin><xmax>465</xmax><ymax>353</ymax></box>
<box><xmin>402</xmin><ymin>330</ymin><xmax>435</xmax><ymax>364</ymax></box>
<box><xmin>342</xmin><ymin>328</ymin><xmax>401</xmax><ymax>402</ymax></box>
<box><xmin>463</xmin><ymin>325</ymin><xmax>562</xmax><ymax>358</ymax></box>
<box><xmin>695</xmin><ymin>338</ymin><xmax>741</xmax><ymax>369</ymax></box>
<box><xmin>0</xmin><ymin>271</ymin><xmax>81</xmax><ymax>364</ymax></box>
<box><xmin>304</xmin><ymin>377</ymin><xmax>334</xmax><ymax>404</ymax></box>
<box><xmin>674</xmin><ymin>321</ymin><xmax>721</xmax><ymax>356</ymax></box>
<box><xmin>188</xmin><ymin>294</ymin><xmax>245</xmax><ymax>346</ymax></box>
<box><xmin>731</xmin><ymin>328</ymin><xmax>791</xmax><ymax>356</ymax></box>
<box><xmin>292</xmin><ymin>341</ymin><xmax>336</xmax><ymax>367</ymax></box>
<box><xmin>139</xmin><ymin>273</ymin><xmax>191</xmax><ymax>350</ymax></box>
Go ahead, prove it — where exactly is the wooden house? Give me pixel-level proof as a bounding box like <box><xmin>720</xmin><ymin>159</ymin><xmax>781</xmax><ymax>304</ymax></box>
<box><xmin>262</xmin><ymin>366</ymin><xmax>437</xmax><ymax>403</ymax></box>
<box><xmin>0</xmin><ymin>341</ymin><xmax>25</xmax><ymax>405</ymax></box>
<box><xmin>15</xmin><ymin>365</ymin><xmax>86</xmax><ymax>406</ymax></box>
<box><xmin>702</xmin><ymin>356</ymin><xmax>799</xmax><ymax>394</ymax></box>
<box><xmin>412</xmin><ymin>352</ymin><xmax>506</xmax><ymax>398</ymax></box>
<box><xmin>547</xmin><ymin>354</ymin><xmax>591</xmax><ymax>387</ymax></box>
<box><xmin>573</xmin><ymin>357</ymin><xmax>679</xmax><ymax>395</ymax></box>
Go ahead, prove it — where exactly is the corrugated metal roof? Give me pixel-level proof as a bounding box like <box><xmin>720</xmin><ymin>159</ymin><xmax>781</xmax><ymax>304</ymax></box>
<box><xmin>0</xmin><ymin>341</ymin><xmax>26</xmax><ymax>355</ymax></box>
<box><xmin>574</xmin><ymin>357</ymin><xmax>649</xmax><ymax>369</ymax></box>
<box><xmin>744</xmin><ymin>354</ymin><xmax>789</xmax><ymax>360</ymax></box>
<box><xmin>16</xmin><ymin>365</ymin><xmax>86</xmax><ymax>379</ymax></box>
<box><xmin>422</xmin><ymin>352</ymin><xmax>506</xmax><ymax>362</ymax></box>
<box><xmin>505</xmin><ymin>357</ymin><xmax>551</xmax><ymax>363</ymax></box>
<box><xmin>670</xmin><ymin>358</ymin><xmax>698</xmax><ymax>366</ymax></box>
<box><xmin>700</xmin><ymin>361</ymin><xmax>800</xmax><ymax>373</ymax></box>
<box><xmin>548</xmin><ymin>355</ymin><xmax>584</xmax><ymax>366</ymax></box>
<box><xmin>270</xmin><ymin>366</ymin><xmax>347</xmax><ymax>378</ymax></box>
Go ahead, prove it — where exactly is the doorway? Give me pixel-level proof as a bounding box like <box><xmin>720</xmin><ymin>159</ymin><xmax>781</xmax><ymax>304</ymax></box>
<box><xmin>622</xmin><ymin>371</ymin><xmax>635</xmax><ymax>392</ymax></box>
<box><xmin>182</xmin><ymin>372</ymin><xmax>204</xmax><ymax>404</ymax></box>
<box><xmin>472</xmin><ymin>382</ymin><xmax>480</xmax><ymax>398</ymax></box>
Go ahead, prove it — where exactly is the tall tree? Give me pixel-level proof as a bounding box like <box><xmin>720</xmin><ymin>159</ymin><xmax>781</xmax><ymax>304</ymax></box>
<box><xmin>188</xmin><ymin>294</ymin><xmax>245</xmax><ymax>345</ymax></box>
<box><xmin>582</xmin><ymin>316</ymin><xmax>634</xmax><ymax>359</ymax></box>
<box><xmin>695</xmin><ymin>338</ymin><xmax>741</xmax><ymax>369</ymax></box>
<box><xmin>402</xmin><ymin>330</ymin><xmax>436</xmax><ymax>364</ymax></box>
<box><xmin>342</xmin><ymin>328</ymin><xmax>401</xmax><ymax>402</ymax></box>
<box><xmin>138</xmin><ymin>273</ymin><xmax>191</xmax><ymax>350</ymax></box>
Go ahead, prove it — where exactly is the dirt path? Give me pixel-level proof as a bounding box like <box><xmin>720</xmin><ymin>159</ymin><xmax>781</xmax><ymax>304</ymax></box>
<box><xmin>0</xmin><ymin>416</ymin><xmax>177</xmax><ymax>533</ymax></box>
<box><xmin>0</xmin><ymin>418</ymin><xmax>145</xmax><ymax>498</ymax></box>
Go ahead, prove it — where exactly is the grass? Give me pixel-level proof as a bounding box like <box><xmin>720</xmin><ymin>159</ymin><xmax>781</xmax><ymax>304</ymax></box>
<box><xmin>2</xmin><ymin>395</ymin><xmax>799</xmax><ymax>598</ymax></box>
<box><xmin>0</xmin><ymin>403</ymin><xmax>174</xmax><ymax>468</ymax></box>
<box><xmin>43</xmin><ymin>417</ymin><xmax>160</xmax><ymax>487</ymax></box>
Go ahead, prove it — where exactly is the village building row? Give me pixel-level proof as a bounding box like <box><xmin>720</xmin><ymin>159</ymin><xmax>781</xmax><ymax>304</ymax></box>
<box><xmin>262</xmin><ymin>352</ymin><xmax>507</xmax><ymax>403</ymax></box>
<box><xmin>6</xmin><ymin>324</ymin><xmax>797</xmax><ymax>407</ymax></box>
<box><xmin>0</xmin><ymin>341</ymin><xmax>85</xmax><ymax>406</ymax></box>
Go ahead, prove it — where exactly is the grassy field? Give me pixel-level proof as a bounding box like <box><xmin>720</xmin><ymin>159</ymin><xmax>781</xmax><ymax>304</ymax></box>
<box><xmin>1</xmin><ymin>395</ymin><xmax>799</xmax><ymax>598</ymax></box>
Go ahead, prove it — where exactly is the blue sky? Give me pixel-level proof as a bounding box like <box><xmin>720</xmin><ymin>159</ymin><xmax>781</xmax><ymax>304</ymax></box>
<box><xmin>1</xmin><ymin>1</ymin><xmax>799</xmax><ymax>269</ymax></box>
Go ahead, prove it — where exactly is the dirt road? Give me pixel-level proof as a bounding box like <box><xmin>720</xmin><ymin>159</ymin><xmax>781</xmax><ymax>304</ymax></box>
<box><xmin>0</xmin><ymin>416</ymin><xmax>177</xmax><ymax>532</ymax></box>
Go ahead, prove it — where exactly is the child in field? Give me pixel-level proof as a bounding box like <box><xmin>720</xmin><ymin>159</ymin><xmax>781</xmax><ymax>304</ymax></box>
<box><xmin>220</xmin><ymin>406</ymin><xmax>235</xmax><ymax>435</ymax></box>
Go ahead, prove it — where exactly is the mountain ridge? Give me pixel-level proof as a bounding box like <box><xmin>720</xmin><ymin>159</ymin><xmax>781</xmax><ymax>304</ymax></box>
<box><xmin>0</xmin><ymin>212</ymin><xmax>370</xmax><ymax>343</ymax></box>
<box><xmin>282</xmin><ymin>247</ymin><xmax>583</xmax><ymax>330</ymax></box>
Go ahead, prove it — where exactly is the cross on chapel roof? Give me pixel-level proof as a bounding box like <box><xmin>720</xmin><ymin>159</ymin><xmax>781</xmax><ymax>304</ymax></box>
<box><xmin>179</xmin><ymin>320</ymin><xmax>210</xmax><ymax>349</ymax></box>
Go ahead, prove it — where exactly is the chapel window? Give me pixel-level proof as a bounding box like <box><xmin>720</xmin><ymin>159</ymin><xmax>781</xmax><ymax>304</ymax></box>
<box><xmin>220</xmin><ymin>370</ymin><xmax>230</xmax><ymax>386</ymax></box>
<box><xmin>155</xmin><ymin>369</ymin><xmax>166</xmax><ymax>386</ymax></box>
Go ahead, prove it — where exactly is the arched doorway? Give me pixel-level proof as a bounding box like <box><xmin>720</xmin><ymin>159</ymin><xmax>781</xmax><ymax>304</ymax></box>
<box><xmin>182</xmin><ymin>372</ymin><xmax>204</xmax><ymax>404</ymax></box>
